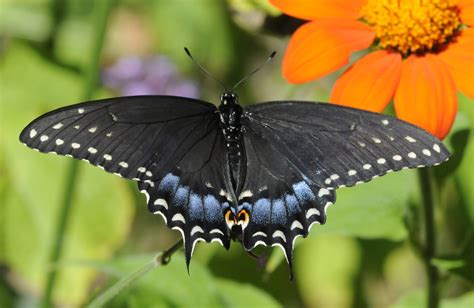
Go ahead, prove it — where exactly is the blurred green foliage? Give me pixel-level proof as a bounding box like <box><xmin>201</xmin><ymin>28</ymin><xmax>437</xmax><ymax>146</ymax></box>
<box><xmin>0</xmin><ymin>0</ymin><xmax>473</xmax><ymax>307</ymax></box>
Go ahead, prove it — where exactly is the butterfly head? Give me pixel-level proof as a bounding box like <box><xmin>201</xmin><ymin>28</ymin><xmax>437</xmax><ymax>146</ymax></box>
<box><xmin>220</xmin><ymin>92</ymin><xmax>239</xmax><ymax>106</ymax></box>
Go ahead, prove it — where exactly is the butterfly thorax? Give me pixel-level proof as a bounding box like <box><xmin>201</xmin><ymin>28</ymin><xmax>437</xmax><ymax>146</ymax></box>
<box><xmin>218</xmin><ymin>92</ymin><xmax>245</xmax><ymax>193</ymax></box>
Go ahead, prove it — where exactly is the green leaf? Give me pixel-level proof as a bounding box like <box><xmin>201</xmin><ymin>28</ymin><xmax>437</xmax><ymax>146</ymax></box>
<box><xmin>319</xmin><ymin>170</ymin><xmax>417</xmax><ymax>240</ymax></box>
<box><xmin>102</xmin><ymin>254</ymin><xmax>280</xmax><ymax>307</ymax></box>
<box><xmin>215</xmin><ymin>279</ymin><xmax>282</xmax><ymax>308</ymax></box>
<box><xmin>295</xmin><ymin>235</ymin><xmax>360</xmax><ymax>308</ymax></box>
<box><xmin>0</xmin><ymin>43</ymin><xmax>135</xmax><ymax>305</ymax></box>
<box><xmin>394</xmin><ymin>290</ymin><xmax>474</xmax><ymax>308</ymax></box>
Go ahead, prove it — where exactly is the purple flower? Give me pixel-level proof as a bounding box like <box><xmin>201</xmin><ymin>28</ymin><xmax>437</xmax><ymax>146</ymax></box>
<box><xmin>102</xmin><ymin>55</ymin><xmax>199</xmax><ymax>98</ymax></box>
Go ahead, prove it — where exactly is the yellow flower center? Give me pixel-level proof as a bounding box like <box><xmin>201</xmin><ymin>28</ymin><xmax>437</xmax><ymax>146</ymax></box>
<box><xmin>361</xmin><ymin>0</ymin><xmax>461</xmax><ymax>55</ymax></box>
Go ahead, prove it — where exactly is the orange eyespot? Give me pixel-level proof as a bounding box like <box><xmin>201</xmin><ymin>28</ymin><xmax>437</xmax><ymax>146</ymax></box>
<box><xmin>225</xmin><ymin>209</ymin><xmax>237</xmax><ymax>226</ymax></box>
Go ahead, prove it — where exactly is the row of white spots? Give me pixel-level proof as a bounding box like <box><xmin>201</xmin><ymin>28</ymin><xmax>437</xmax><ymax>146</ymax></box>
<box><xmin>323</xmin><ymin>143</ymin><xmax>443</xmax><ymax>188</ymax></box>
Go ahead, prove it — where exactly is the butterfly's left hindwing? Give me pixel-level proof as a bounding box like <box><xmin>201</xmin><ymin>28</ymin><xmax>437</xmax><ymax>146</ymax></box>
<box><xmin>138</xmin><ymin>126</ymin><xmax>233</xmax><ymax>268</ymax></box>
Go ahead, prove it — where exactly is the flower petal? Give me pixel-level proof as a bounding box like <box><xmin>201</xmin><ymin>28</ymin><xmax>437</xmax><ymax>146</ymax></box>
<box><xmin>330</xmin><ymin>50</ymin><xmax>402</xmax><ymax>112</ymax></box>
<box><xmin>394</xmin><ymin>55</ymin><xmax>457</xmax><ymax>140</ymax></box>
<box><xmin>269</xmin><ymin>0</ymin><xmax>366</xmax><ymax>21</ymax></box>
<box><xmin>460</xmin><ymin>4</ymin><xmax>474</xmax><ymax>25</ymax></box>
<box><xmin>282</xmin><ymin>20</ymin><xmax>375</xmax><ymax>83</ymax></box>
<box><xmin>438</xmin><ymin>28</ymin><xmax>474</xmax><ymax>99</ymax></box>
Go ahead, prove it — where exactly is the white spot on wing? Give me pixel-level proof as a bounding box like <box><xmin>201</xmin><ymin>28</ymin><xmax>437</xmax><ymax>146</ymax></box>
<box><xmin>272</xmin><ymin>230</ymin><xmax>286</xmax><ymax>242</ymax></box>
<box><xmin>306</xmin><ymin>208</ymin><xmax>320</xmax><ymax>219</ymax></box>
<box><xmin>210</xmin><ymin>229</ymin><xmax>224</xmax><ymax>236</ymax></box>
<box><xmin>145</xmin><ymin>171</ymin><xmax>152</xmax><ymax>177</ymax></box>
<box><xmin>88</xmin><ymin>126</ymin><xmax>97</xmax><ymax>133</ymax></box>
<box><xmin>433</xmin><ymin>144</ymin><xmax>441</xmax><ymax>153</ymax></box>
<box><xmin>74</xmin><ymin>125</ymin><xmax>80</xmax><ymax>130</ymax></box>
<box><xmin>330</xmin><ymin>174</ymin><xmax>340</xmax><ymax>180</ymax></box>
<box><xmin>154</xmin><ymin>198</ymin><xmax>168</xmax><ymax>209</ymax></box>
<box><xmin>422</xmin><ymin>149</ymin><xmax>431</xmax><ymax>156</ymax></box>
<box><xmin>40</xmin><ymin>135</ymin><xmax>49</xmax><ymax>142</ymax></box>
<box><xmin>393</xmin><ymin>155</ymin><xmax>402</xmax><ymax>161</ymax></box>
<box><xmin>106</xmin><ymin>132</ymin><xmax>113</xmax><ymax>137</ymax></box>
<box><xmin>172</xmin><ymin>213</ymin><xmax>185</xmax><ymax>223</ymax></box>
<box><xmin>363</xmin><ymin>164</ymin><xmax>372</xmax><ymax>170</ymax></box>
<box><xmin>53</xmin><ymin>123</ymin><xmax>63</xmax><ymax>129</ymax></box>
<box><xmin>405</xmin><ymin>136</ymin><xmax>416</xmax><ymax>143</ymax></box>
<box><xmin>377</xmin><ymin>158</ymin><xmax>386</xmax><ymax>164</ymax></box>
<box><xmin>191</xmin><ymin>226</ymin><xmax>204</xmax><ymax>236</ymax></box>
<box><xmin>348</xmin><ymin>170</ymin><xmax>357</xmax><ymax>176</ymax></box>
<box><xmin>324</xmin><ymin>178</ymin><xmax>332</xmax><ymax>185</ymax></box>
<box><xmin>408</xmin><ymin>152</ymin><xmax>417</xmax><ymax>159</ymax></box>
<box><xmin>88</xmin><ymin>147</ymin><xmax>97</xmax><ymax>154</ymax></box>
<box><xmin>71</xmin><ymin>143</ymin><xmax>80</xmax><ymax>149</ymax></box>
<box><xmin>238</xmin><ymin>190</ymin><xmax>253</xmax><ymax>200</ymax></box>
<box><xmin>103</xmin><ymin>154</ymin><xmax>112</xmax><ymax>160</ymax></box>
<box><xmin>119</xmin><ymin>161</ymin><xmax>129</xmax><ymax>168</ymax></box>
<box><xmin>318</xmin><ymin>188</ymin><xmax>330</xmax><ymax>197</ymax></box>
<box><xmin>382</xmin><ymin>119</ymin><xmax>389</xmax><ymax>125</ymax></box>
<box><xmin>29</xmin><ymin>129</ymin><xmax>37</xmax><ymax>138</ymax></box>
<box><xmin>78</xmin><ymin>108</ymin><xmax>85</xmax><ymax>114</ymax></box>
<box><xmin>137</xmin><ymin>167</ymin><xmax>146</xmax><ymax>173</ymax></box>
<box><xmin>55</xmin><ymin>139</ymin><xmax>64</xmax><ymax>145</ymax></box>
<box><xmin>291</xmin><ymin>220</ymin><xmax>303</xmax><ymax>230</ymax></box>
<box><xmin>252</xmin><ymin>231</ymin><xmax>267</xmax><ymax>238</ymax></box>
<box><xmin>372</xmin><ymin>137</ymin><xmax>382</xmax><ymax>143</ymax></box>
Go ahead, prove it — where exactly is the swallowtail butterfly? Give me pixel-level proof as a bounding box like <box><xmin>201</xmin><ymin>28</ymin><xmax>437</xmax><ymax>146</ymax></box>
<box><xmin>19</xmin><ymin>53</ymin><xmax>450</xmax><ymax>276</ymax></box>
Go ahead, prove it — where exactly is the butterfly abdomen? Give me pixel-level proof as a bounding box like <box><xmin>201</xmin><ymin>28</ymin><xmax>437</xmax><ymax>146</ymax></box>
<box><xmin>218</xmin><ymin>97</ymin><xmax>246</xmax><ymax>194</ymax></box>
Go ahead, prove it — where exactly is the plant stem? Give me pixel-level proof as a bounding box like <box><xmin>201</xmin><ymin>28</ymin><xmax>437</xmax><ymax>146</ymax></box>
<box><xmin>418</xmin><ymin>168</ymin><xmax>440</xmax><ymax>308</ymax></box>
<box><xmin>41</xmin><ymin>1</ymin><xmax>115</xmax><ymax>307</ymax></box>
<box><xmin>86</xmin><ymin>240</ymin><xmax>183</xmax><ymax>308</ymax></box>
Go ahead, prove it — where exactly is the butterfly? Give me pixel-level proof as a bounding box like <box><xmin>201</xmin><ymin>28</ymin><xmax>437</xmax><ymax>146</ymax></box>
<box><xmin>19</xmin><ymin>52</ymin><xmax>450</xmax><ymax>277</ymax></box>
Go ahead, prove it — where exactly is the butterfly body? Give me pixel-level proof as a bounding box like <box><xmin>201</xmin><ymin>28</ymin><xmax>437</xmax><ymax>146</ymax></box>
<box><xmin>20</xmin><ymin>92</ymin><xmax>450</xmax><ymax>275</ymax></box>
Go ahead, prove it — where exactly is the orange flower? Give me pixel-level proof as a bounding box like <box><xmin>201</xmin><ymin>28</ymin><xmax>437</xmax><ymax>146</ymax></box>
<box><xmin>271</xmin><ymin>0</ymin><xmax>474</xmax><ymax>140</ymax></box>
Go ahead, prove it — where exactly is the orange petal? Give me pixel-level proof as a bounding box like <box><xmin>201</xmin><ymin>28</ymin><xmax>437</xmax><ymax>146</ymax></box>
<box><xmin>438</xmin><ymin>29</ymin><xmax>474</xmax><ymax>99</ymax></box>
<box><xmin>460</xmin><ymin>4</ymin><xmax>474</xmax><ymax>25</ymax></box>
<box><xmin>282</xmin><ymin>20</ymin><xmax>375</xmax><ymax>83</ymax></box>
<box><xmin>270</xmin><ymin>0</ymin><xmax>366</xmax><ymax>21</ymax></box>
<box><xmin>394</xmin><ymin>55</ymin><xmax>457</xmax><ymax>140</ymax></box>
<box><xmin>330</xmin><ymin>50</ymin><xmax>402</xmax><ymax>112</ymax></box>
<box><xmin>457</xmin><ymin>0</ymin><xmax>474</xmax><ymax>8</ymax></box>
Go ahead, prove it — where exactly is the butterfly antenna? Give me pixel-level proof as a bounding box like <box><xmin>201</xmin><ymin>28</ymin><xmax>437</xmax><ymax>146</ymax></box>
<box><xmin>184</xmin><ymin>47</ymin><xmax>228</xmax><ymax>91</ymax></box>
<box><xmin>231</xmin><ymin>51</ymin><xmax>276</xmax><ymax>91</ymax></box>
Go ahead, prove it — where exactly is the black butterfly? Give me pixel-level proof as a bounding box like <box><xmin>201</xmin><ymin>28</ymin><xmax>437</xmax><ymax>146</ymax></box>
<box><xmin>19</xmin><ymin>56</ymin><xmax>450</xmax><ymax>276</ymax></box>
